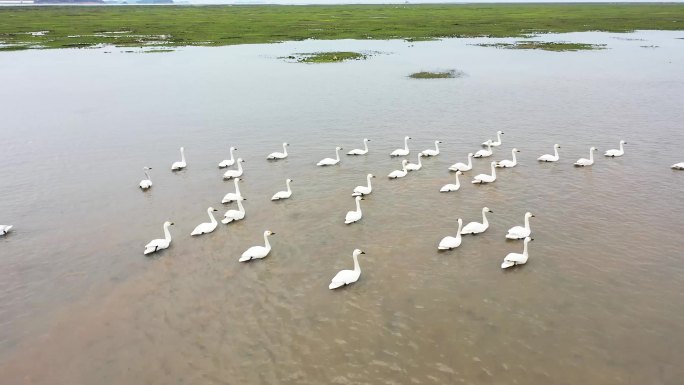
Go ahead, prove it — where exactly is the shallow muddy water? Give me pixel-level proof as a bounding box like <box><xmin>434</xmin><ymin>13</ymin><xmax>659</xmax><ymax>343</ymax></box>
<box><xmin>1</xmin><ymin>31</ymin><xmax>684</xmax><ymax>384</ymax></box>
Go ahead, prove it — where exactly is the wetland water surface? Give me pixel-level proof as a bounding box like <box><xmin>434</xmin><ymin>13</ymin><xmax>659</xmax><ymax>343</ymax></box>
<box><xmin>1</xmin><ymin>31</ymin><xmax>684</xmax><ymax>385</ymax></box>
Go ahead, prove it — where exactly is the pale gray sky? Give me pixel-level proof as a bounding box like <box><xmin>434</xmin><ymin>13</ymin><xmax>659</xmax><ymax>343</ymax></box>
<box><xmin>183</xmin><ymin>0</ymin><xmax>683</xmax><ymax>4</ymax></box>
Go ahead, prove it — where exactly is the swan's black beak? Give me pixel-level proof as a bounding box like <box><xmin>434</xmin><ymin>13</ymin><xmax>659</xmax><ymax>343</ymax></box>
<box><xmin>530</xmin><ymin>238</ymin><xmax>534</xmax><ymax>241</ymax></box>
<box><xmin>531</xmin><ymin>215</ymin><xmax>535</xmax><ymax>217</ymax></box>
<box><xmin>271</xmin><ymin>232</ymin><xmax>276</xmax><ymax>235</ymax></box>
<box><xmin>489</xmin><ymin>210</ymin><xmax>494</xmax><ymax>213</ymax></box>
<box><xmin>170</xmin><ymin>222</ymin><xmax>175</xmax><ymax>225</ymax></box>
<box><xmin>242</xmin><ymin>198</ymin><xmax>247</xmax><ymax>201</ymax></box>
<box><xmin>361</xmin><ymin>251</ymin><xmax>366</xmax><ymax>254</ymax></box>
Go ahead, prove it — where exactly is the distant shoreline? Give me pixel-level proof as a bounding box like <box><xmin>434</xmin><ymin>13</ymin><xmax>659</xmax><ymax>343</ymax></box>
<box><xmin>1</xmin><ymin>3</ymin><xmax>683</xmax><ymax>50</ymax></box>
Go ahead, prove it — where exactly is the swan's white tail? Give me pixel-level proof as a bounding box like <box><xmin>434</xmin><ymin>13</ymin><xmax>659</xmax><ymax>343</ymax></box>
<box><xmin>238</xmin><ymin>255</ymin><xmax>251</xmax><ymax>262</ymax></box>
<box><xmin>144</xmin><ymin>247</ymin><xmax>156</xmax><ymax>255</ymax></box>
<box><xmin>505</xmin><ymin>233</ymin><xmax>521</xmax><ymax>240</ymax></box>
<box><xmin>329</xmin><ymin>281</ymin><xmax>345</xmax><ymax>290</ymax></box>
<box><xmin>501</xmin><ymin>260</ymin><xmax>515</xmax><ymax>269</ymax></box>
<box><xmin>221</xmin><ymin>218</ymin><xmax>233</xmax><ymax>224</ymax></box>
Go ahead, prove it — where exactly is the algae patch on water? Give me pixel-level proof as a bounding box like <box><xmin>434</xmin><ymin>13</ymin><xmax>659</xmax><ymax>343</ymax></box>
<box><xmin>282</xmin><ymin>51</ymin><xmax>369</xmax><ymax>63</ymax></box>
<box><xmin>476</xmin><ymin>41</ymin><xmax>606</xmax><ymax>51</ymax></box>
<box><xmin>408</xmin><ymin>70</ymin><xmax>464</xmax><ymax>79</ymax></box>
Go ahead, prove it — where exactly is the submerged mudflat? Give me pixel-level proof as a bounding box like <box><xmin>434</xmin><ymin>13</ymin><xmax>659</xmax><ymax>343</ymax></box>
<box><xmin>0</xmin><ymin>4</ymin><xmax>684</xmax><ymax>50</ymax></box>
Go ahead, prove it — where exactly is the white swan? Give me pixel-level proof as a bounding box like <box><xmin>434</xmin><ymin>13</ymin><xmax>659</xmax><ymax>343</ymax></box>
<box><xmin>223</xmin><ymin>158</ymin><xmax>245</xmax><ymax>179</ymax></box>
<box><xmin>440</xmin><ymin>171</ymin><xmax>462</xmax><ymax>192</ymax></box>
<box><xmin>438</xmin><ymin>218</ymin><xmax>463</xmax><ymax>250</ymax></box>
<box><xmin>0</xmin><ymin>225</ymin><xmax>13</xmax><ymax>236</ymax></box>
<box><xmin>421</xmin><ymin>140</ymin><xmax>442</xmax><ymax>157</ymax></box>
<box><xmin>221</xmin><ymin>178</ymin><xmax>243</xmax><ymax>203</ymax></box>
<box><xmin>461</xmin><ymin>207</ymin><xmax>493</xmax><ymax>235</ymax></box>
<box><xmin>218</xmin><ymin>146</ymin><xmax>237</xmax><ymax>168</ymax></box>
<box><xmin>222</xmin><ymin>198</ymin><xmax>246</xmax><ymax>224</ymax></box>
<box><xmin>605</xmin><ymin>140</ymin><xmax>626</xmax><ymax>157</ymax></box>
<box><xmin>352</xmin><ymin>174</ymin><xmax>375</xmax><ymax>196</ymax></box>
<box><xmin>538</xmin><ymin>144</ymin><xmax>561</xmax><ymax>162</ymax></box>
<box><xmin>501</xmin><ymin>237</ymin><xmax>533</xmax><ymax>269</ymax></box>
<box><xmin>472</xmin><ymin>161</ymin><xmax>497</xmax><ymax>184</ymax></box>
<box><xmin>496</xmin><ymin>148</ymin><xmax>520</xmax><ymax>168</ymax></box>
<box><xmin>139</xmin><ymin>167</ymin><xmax>152</xmax><ymax>190</ymax></box>
<box><xmin>482</xmin><ymin>130</ymin><xmax>504</xmax><ymax>147</ymax></box>
<box><xmin>144</xmin><ymin>221</ymin><xmax>174</xmax><ymax>255</ymax></box>
<box><xmin>672</xmin><ymin>162</ymin><xmax>684</xmax><ymax>170</ymax></box>
<box><xmin>345</xmin><ymin>196</ymin><xmax>364</xmax><ymax>224</ymax></box>
<box><xmin>390</xmin><ymin>136</ymin><xmax>411</xmax><ymax>157</ymax></box>
<box><xmin>449</xmin><ymin>153</ymin><xmax>474</xmax><ymax>172</ymax></box>
<box><xmin>191</xmin><ymin>207</ymin><xmax>219</xmax><ymax>236</ymax></box>
<box><xmin>405</xmin><ymin>153</ymin><xmax>424</xmax><ymax>171</ymax></box>
<box><xmin>271</xmin><ymin>179</ymin><xmax>293</xmax><ymax>200</ymax></box>
<box><xmin>474</xmin><ymin>143</ymin><xmax>493</xmax><ymax>158</ymax></box>
<box><xmin>506</xmin><ymin>212</ymin><xmax>534</xmax><ymax>240</ymax></box>
<box><xmin>171</xmin><ymin>147</ymin><xmax>187</xmax><ymax>171</ymax></box>
<box><xmin>329</xmin><ymin>249</ymin><xmax>365</xmax><ymax>289</ymax></box>
<box><xmin>574</xmin><ymin>147</ymin><xmax>598</xmax><ymax>167</ymax></box>
<box><xmin>388</xmin><ymin>159</ymin><xmax>409</xmax><ymax>179</ymax></box>
<box><xmin>317</xmin><ymin>146</ymin><xmax>342</xmax><ymax>166</ymax></box>
<box><xmin>347</xmin><ymin>138</ymin><xmax>370</xmax><ymax>155</ymax></box>
<box><xmin>239</xmin><ymin>230</ymin><xmax>275</xmax><ymax>262</ymax></box>
<box><xmin>267</xmin><ymin>142</ymin><xmax>289</xmax><ymax>160</ymax></box>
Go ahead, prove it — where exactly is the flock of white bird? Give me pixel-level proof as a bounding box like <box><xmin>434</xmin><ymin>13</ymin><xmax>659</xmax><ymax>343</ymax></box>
<box><xmin>2</xmin><ymin>134</ymin><xmax>682</xmax><ymax>289</ymax></box>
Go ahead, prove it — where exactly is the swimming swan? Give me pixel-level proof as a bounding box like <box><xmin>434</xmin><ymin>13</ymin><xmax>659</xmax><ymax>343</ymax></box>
<box><xmin>239</xmin><ymin>230</ymin><xmax>275</xmax><ymax>262</ymax></box>
<box><xmin>0</xmin><ymin>225</ymin><xmax>13</xmax><ymax>236</ymax></box>
<box><xmin>267</xmin><ymin>142</ymin><xmax>289</xmax><ymax>160</ymax></box>
<box><xmin>574</xmin><ymin>147</ymin><xmax>598</xmax><ymax>167</ymax></box>
<box><xmin>390</xmin><ymin>136</ymin><xmax>411</xmax><ymax>157</ymax></box>
<box><xmin>672</xmin><ymin>162</ymin><xmax>684</xmax><ymax>170</ymax></box>
<box><xmin>191</xmin><ymin>207</ymin><xmax>219</xmax><ymax>236</ymax></box>
<box><xmin>506</xmin><ymin>212</ymin><xmax>534</xmax><ymax>240</ymax></box>
<box><xmin>345</xmin><ymin>196</ymin><xmax>364</xmax><ymax>224</ymax></box>
<box><xmin>139</xmin><ymin>167</ymin><xmax>152</xmax><ymax>190</ymax></box>
<box><xmin>171</xmin><ymin>147</ymin><xmax>187</xmax><ymax>171</ymax></box>
<box><xmin>352</xmin><ymin>174</ymin><xmax>375</xmax><ymax>196</ymax></box>
<box><xmin>604</xmin><ymin>140</ymin><xmax>626</xmax><ymax>157</ymax></box>
<box><xmin>421</xmin><ymin>140</ymin><xmax>442</xmax><ymax>157</ymax></box>
<box><xmin>440</xmin><ymin>171</ymin><xmax>462</xmax><ymax>192</ymax></box>
<box><xmin>405</xmin><ymin>153</ymin><xmax>424</xmax><ymax>171</ymax></box>
<box><xmin>222</xmin><ymin>198</ymin><xmax>246</xmax><ymax>224</ymax></box>
<box><xmin>348</xmin><ymin>138</ymin><xmax>370</xmax><ymax>155</ymax></box>
<box><xmin>461</xmin><ymin>207</ymin><xmax>493</xmax><ymax>235</ymax></box>
<box><xmin>329</xmin><ymin>249</ymin><xmax>365</xmax><ymax>289</ymax></box>
<box><xmin>221</xmin><ymin>178</ymin><xmax>243</xmax><ymax>203</ymax></box>
<box><xmin>449</xmin><ymin>153</ymin><xmax>474</xmax><ymax>172</ymax></box>
<box><xmin>223</xmin><ymin>158</ymin><xmax>245</xmax><ymax>179</ymax></box>
<box><xmin>474</xmin><ymin>143</ymin><xmax>493</xmax><ymax>158</ymax></box>
<box><xmin>438</xmin><ymin>218</ymin><xmax>463</xmax><ymax>250</ymax></box>
<box><xmin>317</xmin><ymin>147</ymin><xmax>342</xmax><ymax>166</ymax></box>
<box><xmin>271</xmin><ymin>179</ymin><xmax>293</xmax><ymax>200</ymax></box>
<box><xmin>496</xmin><ymin>148</ymin><xmax>520</xmax><ymax>168</ymax></box>
<box><xmin>501</xmin><ymin>237</ymin><xmax>533</xmax><ymax>269</ymax></box>
<box><xmin>388</xmin><ymin>160</ymin><xmax>409</xmax><ymax>179</ymax></box>
<box><xmin>472</xmin><ymin>161</ymin><xmax>497</xmax><ymax>184</ymax></box>
<box><xmin>538</xmin><ymin>144</ymin><xmax>561</xmax><ymax>162</ymax></box>
<box><xmin>482</xmin><ymin>131</ymin><xmax>504</xmax><ymax>147</ymax></box>
<box><xmin>144</xmin><ymin>221</ymin><xmax>174</xmax><ymax>255</ymax></box>
<box><xmin>219</xmin><ymin>146</ymin><xmax>237</xmax><ymax>168</ymax></box>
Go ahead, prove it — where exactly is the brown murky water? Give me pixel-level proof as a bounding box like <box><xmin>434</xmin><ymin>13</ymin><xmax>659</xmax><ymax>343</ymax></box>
<box><xmin>1</xmin><ymin>31</ymin><xmax>684</xmax><ymax>385</ymax></box>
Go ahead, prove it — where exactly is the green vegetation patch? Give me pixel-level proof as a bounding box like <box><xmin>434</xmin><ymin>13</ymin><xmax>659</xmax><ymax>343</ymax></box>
<box><xmin>0</xmin><ymin>4</ymin><xmax>683</xmax><ymax>51</ymax></box>
<box><xmin>409</xmin><ymin>70</ymin><xmax>463</xmax><ymax>79</ymax></box>
<box><xmin>477</xmin><ymin>41</ymin><xmax>606</xmax><ymax>51</ymax></box>
<box><xmin>283</xmin><ymin>51</ymin><xmax>368</xmax><ymax>63</ymax></box>
<box><xmin>0</xmin><ymin>45</ymin><xmax>29</xmax><ymax>51</ymax></box>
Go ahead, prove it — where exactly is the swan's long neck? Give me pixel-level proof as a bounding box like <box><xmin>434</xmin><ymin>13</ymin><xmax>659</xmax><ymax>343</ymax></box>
<box><xmin>434</xmin><ymin>142</ymin><xmax>440</xmax><ymax>152</ymax></box>
<box><xmin>286</xmin><ymin>179</ymin><xmax>291</xmax><ymax>193</ymax></box>
<box><xmin>456</xmin><ymin>220</ymin><xmax>463</xmax><ymax>237</ymax></box>
<box><xmin>496</xmin><ymin>132</ymin><xmax>502</xmax><ymax>143</ymax></box>
<box><xmin>554</xmin><ymin>146</ymin><xmax>559</xmax><ymax>158</ymax></box>
<box><xmin>523</xmin><ymin>238</ymin><xmax>530</xmax><ymax>256</ymax></box>
<box><xmin>355</xmin><ymin>198</ymin><xmax>362</xmax><ymax>213</ymax></box>
<box><xmin>467</xmin><ymin>155</ymin><xmax>473</xmax><ymax>168</ymax></box>
<box><xmin>589</xmin><ymin>149</ymin><xmax>594</xmax><ymax>162</ymax></box>
<box><xmin>490</xmin><ymin>163</ymin><xmax>496</xmax><ymax>178</ymax></box>
<box><xmin>364</xmin><ymin>140</ymin><xmax>369</xmax><ymax>151</ymax></box>
<box><xmin>237</xmin><ymin>162</ymin><xmax>243</xmax><ymax>172</ymax></box>
<box><xmin>524</xmin><ymin>215</ymin><xmax>530</xmax><ymax>231</ymax></box>
<box><xmin>208</xmin><ymin>209</ymin><xmax>217</xmax><ymax>224</ymax></box>
<box><xmin>335</xmin><ymin>148</ymin><xmax>340</xmax><ymax>161</ymax></box>
<box><xmin>417</xmin><ymin>155</ymin><xmax>422</xmax><ymax>166</ymax></box>
<box><xmin>229</xmin><ymin>147</ymin><xmax>235</xmax><ymax>162</ymax></box>
<box><xmin>619</xmin><ymin>142</ymin><xmax>624</xmax><ymax>152</ymax></box>
<box><xmin>482</xmin><ymin>210</ymin><xmax>489</xmax><ymax>227</ymax></box>
<box><xmin>234</xmin><ymin>179</ymin><xmax>241</xmax><ymax>194</ymax></box>
<box><xmin>366</xmin><ymin>175</ymin><xmax>372</xmax><ymax>189</ymax></box>
<box><xmin>237</xmin><ymin>199</ymin><xmax>245</xmax><ymax>213</ymax></box>
<box><xmin>352</xmin><ymin>254</ymin><xmax>360</xmax><ymax>273</ymax></box>
<box><xmin>511</xmin><ymin>150</ymin><xmax>517</xmax><ymax>164</ymax></box>
<box><xmin>163</xmin><ymin>223</ymin><xmax>171</xmax><ymax>242</ymax></box>
<box><xmin>144</xmin><ymin>170</ymin><xmax>151</xmax><ymax>181</ymax></box>
<box><xmin>180</xmin><ymin>148</ymin><xmax>186</xmax><ymax>163</ymax></box>
<box><xmin>264</xmin><ymin>234</ymin><xmax>271</xmax><ymax>250</ymax></box>
<box><xmin>282</xmin><ymin>143</ymin><xmax>288</xmax><ymax>156</ymax></box>
<box><xmin>402</xmin><ymin>162</ymin><xmax>408</xmax><ymax>172</ymax></box>
<box><xmin>404</xmin><ymin>137</ymin><xmax>409</xmax><ymax>151</ymax></box>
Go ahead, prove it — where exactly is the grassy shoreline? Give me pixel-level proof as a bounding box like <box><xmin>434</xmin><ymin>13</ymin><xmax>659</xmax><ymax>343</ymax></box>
<box><xmin>1</xmin><ymin>4</ymin><xmax>683</xmax><ymax>50</ymax></box>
